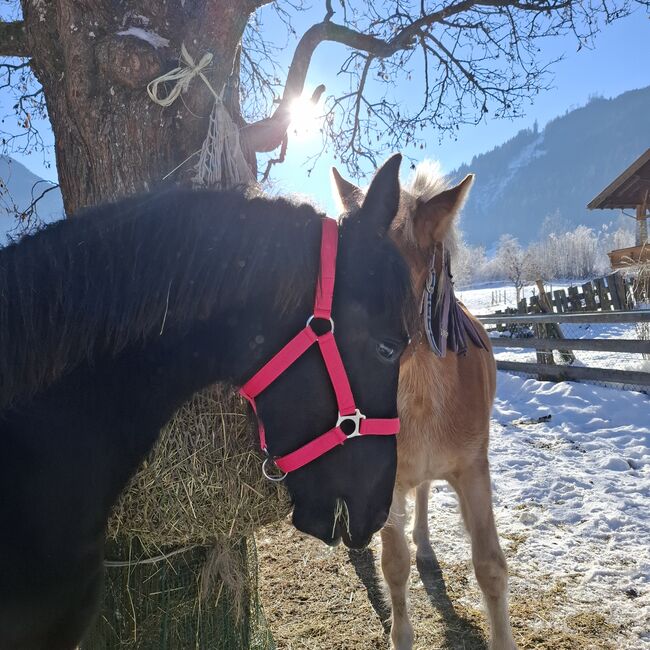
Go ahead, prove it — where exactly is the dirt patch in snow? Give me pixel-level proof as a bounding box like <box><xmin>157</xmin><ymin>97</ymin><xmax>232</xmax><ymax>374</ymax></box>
<box><xmin>257</xmin><ymin>518</ymin><xmax>633</xmax><ymax>650</ymax></box>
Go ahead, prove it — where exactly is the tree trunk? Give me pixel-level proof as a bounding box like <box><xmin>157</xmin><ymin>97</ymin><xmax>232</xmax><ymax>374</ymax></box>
<box><xmin>21</xmin><ymin>0</ymin><xmax>255</xmax><ymax>214</ymax></box>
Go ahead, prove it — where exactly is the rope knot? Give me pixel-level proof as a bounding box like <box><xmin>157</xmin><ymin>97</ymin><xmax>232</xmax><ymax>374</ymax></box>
<box><xmin>147</xmin><ymin>44</ymin><xmax>219</xmax><ymax>107</ymax></box>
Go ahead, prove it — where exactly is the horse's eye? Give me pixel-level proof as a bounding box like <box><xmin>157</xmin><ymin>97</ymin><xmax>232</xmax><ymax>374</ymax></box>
<box><xmin>376</xmin><ymin>341</ymin><xmax>398</xmax><ymax>361</ymax></box>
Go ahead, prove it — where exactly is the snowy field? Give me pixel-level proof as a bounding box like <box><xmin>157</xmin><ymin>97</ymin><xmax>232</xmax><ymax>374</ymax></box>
<box><xmin>446</xmin><ymin>284</ymin><xmax>649</xmax><ymax>646</ymax></box>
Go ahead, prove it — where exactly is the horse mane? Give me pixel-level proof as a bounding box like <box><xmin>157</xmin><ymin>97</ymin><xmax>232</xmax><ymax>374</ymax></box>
<box><xmin>394</xmin><ymin>160</ymin><xmax>461</xmax><ymax>259</ymax></box>
<box><xmin>0</xmin><ymin>188</ymin><xmax>323</xmax><ymax>409</ymax></box>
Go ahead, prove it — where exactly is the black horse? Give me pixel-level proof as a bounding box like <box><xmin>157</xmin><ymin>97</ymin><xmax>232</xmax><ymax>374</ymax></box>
<box><xmin>0</xmin><ymin>155</ymin><xmax>413</xmax><ymax>650</ymax></box>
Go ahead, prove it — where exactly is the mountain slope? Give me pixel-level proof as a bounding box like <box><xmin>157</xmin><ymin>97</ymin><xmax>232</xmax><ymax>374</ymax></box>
<box><xmin>453</xmin><ymin>86</ymin><xmax>650</xmax><ymax>246</ymax></box>
<box><xmin>0</xmin><ymin>156</ymin><xmax>64</xmax><ymax>243</ymax></box>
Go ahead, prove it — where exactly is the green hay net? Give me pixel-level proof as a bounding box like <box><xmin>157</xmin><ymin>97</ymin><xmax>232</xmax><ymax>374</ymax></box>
<box><xmin>82</xmin><ymin>386</ymin><xmax>289</xmax><ymax>649</ymax></box>
<box><xmin>82</xmin><ymin>539</ymin><xmax>274</xmax><ymax>649</ymax></box>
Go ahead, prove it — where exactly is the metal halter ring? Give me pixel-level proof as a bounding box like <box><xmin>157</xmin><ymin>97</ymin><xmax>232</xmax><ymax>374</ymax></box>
<box><xmin>262</xmin><ymin>457</ymin><xmax>287</xmax><ymax>482</ymax></box>
<box><xmin>306</xmin><ymin>315</ymin><xmax>335</xmax><ymax>334</ymax></box>
<box><xmin>336</xmin><ymin>409</ymin><xmax>366</xmax><ymax>438</ymax></box>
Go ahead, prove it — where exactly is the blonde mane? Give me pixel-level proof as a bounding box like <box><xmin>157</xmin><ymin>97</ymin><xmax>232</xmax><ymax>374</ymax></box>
<box><xmin>395</xmin><ymin>160</ymin><xmax>461</xmax><ymax>259</ymax></box>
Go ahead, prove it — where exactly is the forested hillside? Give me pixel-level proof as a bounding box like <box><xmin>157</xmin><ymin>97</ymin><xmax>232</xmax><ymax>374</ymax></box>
<box><xmin>454</xmin><ymin>86</ymin><xmax>650</xmax><ymax>246</ymax></box>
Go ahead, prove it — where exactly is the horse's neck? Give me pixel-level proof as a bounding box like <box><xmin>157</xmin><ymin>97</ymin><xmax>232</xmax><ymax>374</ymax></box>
<box><xmin>0</xmin><ymin>192</ymin><xmax>322</xmax><ymax>411</ymax></box>
<box><xmin>112</xmin><ymin>228</ymin><xmax>320</xmax><ymax>417</ymax></box>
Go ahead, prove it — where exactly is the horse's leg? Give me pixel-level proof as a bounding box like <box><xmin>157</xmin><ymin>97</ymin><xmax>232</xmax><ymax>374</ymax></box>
<box><xmin>450</xmin><ymin>459</ymin><xmax>517</xmax><ymax>650</ymax></box>
<box><xmin>412</xmin><ymin>480</ymin><xmax>431</xmax><ymax>553</ymax></box>
<box><xmin>380</xmin><ymin>488</ymin><xmax>414</xmax><ymax>650</ymax></box>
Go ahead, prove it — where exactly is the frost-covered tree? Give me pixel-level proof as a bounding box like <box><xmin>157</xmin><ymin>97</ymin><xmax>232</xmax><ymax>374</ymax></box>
<box><xmin>452</xmin><ymin>239</ymin><xmax>487</xmax><ymax>287</ymax></box>
<box><xmin>529</xmin><ymin>224</ymin><xmax>623</xmax><ymax>280</ymax></box>
<box><xmin>493</xmin><ymin>234</ymin><xmax>532</xmax><ymax>302</ymax></box>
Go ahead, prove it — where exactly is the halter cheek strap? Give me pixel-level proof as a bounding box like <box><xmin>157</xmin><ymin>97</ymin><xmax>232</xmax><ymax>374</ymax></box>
<box><xmin>239</xmin><ymin>217</ymin><xmax>399</xmax><ymax>478</ymax></box>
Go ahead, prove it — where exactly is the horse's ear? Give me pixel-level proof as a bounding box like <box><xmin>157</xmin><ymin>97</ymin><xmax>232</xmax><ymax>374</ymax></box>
<box><xmin>358</xmin><ymin>153</ymin><xmax>402</xmax><ymax>236</ymax></box>
<box><xmin>413</xmin><ymin>173</ymin><xmax>474</xmax><ymax>247</ymax></box>
<box><xmin>331</xmin><ymin>167</ymin><xmax>363</xmax><ymax>212</ymax></box>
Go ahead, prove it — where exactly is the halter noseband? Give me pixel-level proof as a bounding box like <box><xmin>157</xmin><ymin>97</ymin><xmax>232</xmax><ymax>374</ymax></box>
<box><xmin>239</xmin><ymin>217</ymin><xmax>400</xmax><ymax>480</ymax></box>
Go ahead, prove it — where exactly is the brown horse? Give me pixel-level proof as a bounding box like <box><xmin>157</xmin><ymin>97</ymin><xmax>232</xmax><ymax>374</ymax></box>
<box><xmin>333</xmin><ymin>162</ymin><xmax>516</xmax><ymax>650</ymax></box>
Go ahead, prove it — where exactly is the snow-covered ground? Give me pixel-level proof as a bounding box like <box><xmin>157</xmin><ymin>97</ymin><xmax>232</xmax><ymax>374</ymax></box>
<box><xmin>421</xmin><ymin>284</ymin><xmax>650</xmax><ymax>647</ymax></box>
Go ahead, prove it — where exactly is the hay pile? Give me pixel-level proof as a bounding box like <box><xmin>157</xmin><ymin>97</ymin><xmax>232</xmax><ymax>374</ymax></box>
<box><xmin>107</xmin><ymin>385</ymin><xmax>291</xmax><ymax>549</ymax></box>
<box><xmin>84</xmin><ymin>386</ymin><xmax>290</xmax><ymax>649</ymax></box>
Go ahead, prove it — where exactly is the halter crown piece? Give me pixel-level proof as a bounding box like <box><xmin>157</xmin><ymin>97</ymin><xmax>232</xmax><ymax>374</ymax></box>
<box><xmin>239</xmin><ymin>218</ymin><xmax>400</xmax><ymax>481</ymax></box>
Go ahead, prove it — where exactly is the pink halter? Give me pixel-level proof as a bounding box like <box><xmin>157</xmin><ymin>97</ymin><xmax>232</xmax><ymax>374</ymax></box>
<box><xmin>239</xmin><ymin>217</ymin><xmax>400</xmax><ymax>479</ymax></box>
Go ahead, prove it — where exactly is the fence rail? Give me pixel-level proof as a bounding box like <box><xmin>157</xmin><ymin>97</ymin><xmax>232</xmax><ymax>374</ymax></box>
<box><xmin>490</xmin><ymin>337</ymin><xmax>650</xmax><ymax>354</ymax></box>
<box><xmin>480</xmin><ymin>310</ymin><xmax>650</xmax><ymax>325</ymax></box>
<box><xmin>478</xmin><ymin>309</ymin><xmax>650</xmax><ymax>390</ymax></box>
<box><xmin>495</xmin><ymin>361</ymin><xmax>650</xmax><ymax>388</ymax></box>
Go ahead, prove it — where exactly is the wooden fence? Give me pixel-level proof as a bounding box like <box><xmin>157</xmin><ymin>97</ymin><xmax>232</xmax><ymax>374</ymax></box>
<box><xmin>478</xmin><ymin>310</ymin><xmax>650</xmax><ymax>389</ymax></box>
<box><xmin>510</xmin><ymin>273</ymin><xmax>636</xmax><ymax>315</ymax></box>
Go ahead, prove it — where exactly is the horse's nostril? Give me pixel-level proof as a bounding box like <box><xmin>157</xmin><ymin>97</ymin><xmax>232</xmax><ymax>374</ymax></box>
<box><xmin>343</xmin><ymin>531</ymin><xmax>372</xmax><ymax>550</ymax></box>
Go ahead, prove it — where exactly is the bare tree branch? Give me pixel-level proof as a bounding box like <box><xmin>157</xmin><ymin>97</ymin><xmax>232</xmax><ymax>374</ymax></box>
<box><xmin>243</xmin><ymin>0</ymin><xmax>572</xmax><ymax>154</ymax></box>
<box><xmin>261</xmin><ymin>133</ymin><xmax>288</xmax><ymax>182</ymax></box>
<box><xmin>0</xmin><ymin>177</ymin><xmax>59</xmax><ymax>240</ymax></box>
<box><xmin>347</xmin><ymin>55</ymin><xmax>373</xmax><ymax>153</ymax></box>
<box><xmin>324</xmin><ymin>0</ymin><xmax>335</xmax><ymax>21</ymax></box>
<box><xmin>1</xmin><ymin>55</ymin><xmax>47</xmax><ymax>158</ymax></box>
<box><xmin>0</xmin><ymin>20</ymin><xmax>28</xmax><ymax>58</ymax></box>
<box><xmin>242</xmin><ymin>0</ymin><xmax>643</xmax><ymax>176</ymax></box>
<box><xmin>243</xmin><ymin>78</ymin><xmax>325</xmax><ymax>153</ymax></box>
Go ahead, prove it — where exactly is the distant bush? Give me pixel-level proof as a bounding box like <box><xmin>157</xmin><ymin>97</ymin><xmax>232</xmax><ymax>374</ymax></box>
<box><xmin>453</xmin><ymin>219</ymin><xmax>635</xmax><ymax>287</ymax></box>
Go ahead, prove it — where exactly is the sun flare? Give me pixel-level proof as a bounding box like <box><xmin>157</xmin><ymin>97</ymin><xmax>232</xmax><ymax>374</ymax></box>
<box><xmin>288</xmin><ymin>96</ymin><xmax>319</xmax><ymax>141</ymax></box>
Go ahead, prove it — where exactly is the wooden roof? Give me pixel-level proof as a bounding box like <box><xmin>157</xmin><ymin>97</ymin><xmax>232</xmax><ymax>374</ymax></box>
<box><xmin>608</xmin><ymin>244</ymin><xmax>650</xmax><ymax>270</ymax></box>
<box><xmin>588</xmin><ymin>148</ymin><xmax>650</xmax><ymax>210</ymax></box>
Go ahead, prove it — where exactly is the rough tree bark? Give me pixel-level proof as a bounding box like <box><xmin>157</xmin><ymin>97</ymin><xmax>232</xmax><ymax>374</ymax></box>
<box><xmin>21</xmin><ymin>0</ymin><xmax>259</xmax><ymax>214</ymax></box>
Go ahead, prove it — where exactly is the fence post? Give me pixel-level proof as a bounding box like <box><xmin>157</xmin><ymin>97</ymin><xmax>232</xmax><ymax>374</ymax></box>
<box><xmin>582</xmin><ymin>282</ymin><xmax>597</xmax><ymax>310</ymax></box>
<box><xmin>535</xmin><ymin>280</ymin><xmax>575</xmax><ymax>365</ymax></box>
<box><xmin>594</xmin><ymin>277</ymin><xmax>612</xmax><ymax>310</ymax></box>
<box><xmin>530</xmin><ymin>293</ymin><xmax>554</xmax><ymax>372</ymax></box>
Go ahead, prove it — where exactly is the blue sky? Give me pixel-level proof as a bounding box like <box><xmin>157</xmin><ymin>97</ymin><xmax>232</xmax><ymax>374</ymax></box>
<box><xmin>1</xmin><ymin>5</ymin><xmax>648</xmax><ymax>214</ymax></box>
<box><xmin>270</xmin><ymin>8</ymin><xmax>648</xmax><ymax>212</ymax></box>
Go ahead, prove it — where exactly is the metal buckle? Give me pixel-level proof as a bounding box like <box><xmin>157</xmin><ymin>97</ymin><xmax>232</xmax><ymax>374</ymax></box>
<box><xmin>425</xmin><ymin>249</ymin><xmax>437</xmax><ymax>294</ymax></box>
<box><xmin>306</xmin><ymin>315</ymin><xmax>335</xmax><ymax>334</ymax></box>
<box><xmin>262</xmin><ymin>456</ymin><xmax>287</xmax><ymax>482</ymax></box>
<box><xmin>336</xmin><ymin>409</ymin><xmax>366</xmax><ymax>438</ymax></box>
<box><xmin>425</xmin><ymin>269</ymin><xmax>436</xmax><ymax>294</ymax></box>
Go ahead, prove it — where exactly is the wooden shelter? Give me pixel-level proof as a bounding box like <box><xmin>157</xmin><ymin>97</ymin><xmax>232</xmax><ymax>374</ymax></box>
<box><xmin>588</xmin><ymin>148</ymin><xmax>650</xmax><ymax>269</ymax></box>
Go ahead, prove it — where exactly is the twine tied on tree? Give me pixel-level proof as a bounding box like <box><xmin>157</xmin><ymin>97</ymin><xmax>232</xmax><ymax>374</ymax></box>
<box><xmin>147</xmin><ymin>44</ymin><xmax>218</xmax><ymax>107</ymax></box>
<box><xmin>147</xmin><ymin>44</ymin><xmax>254</xmax><ymax>188</ymax></box>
